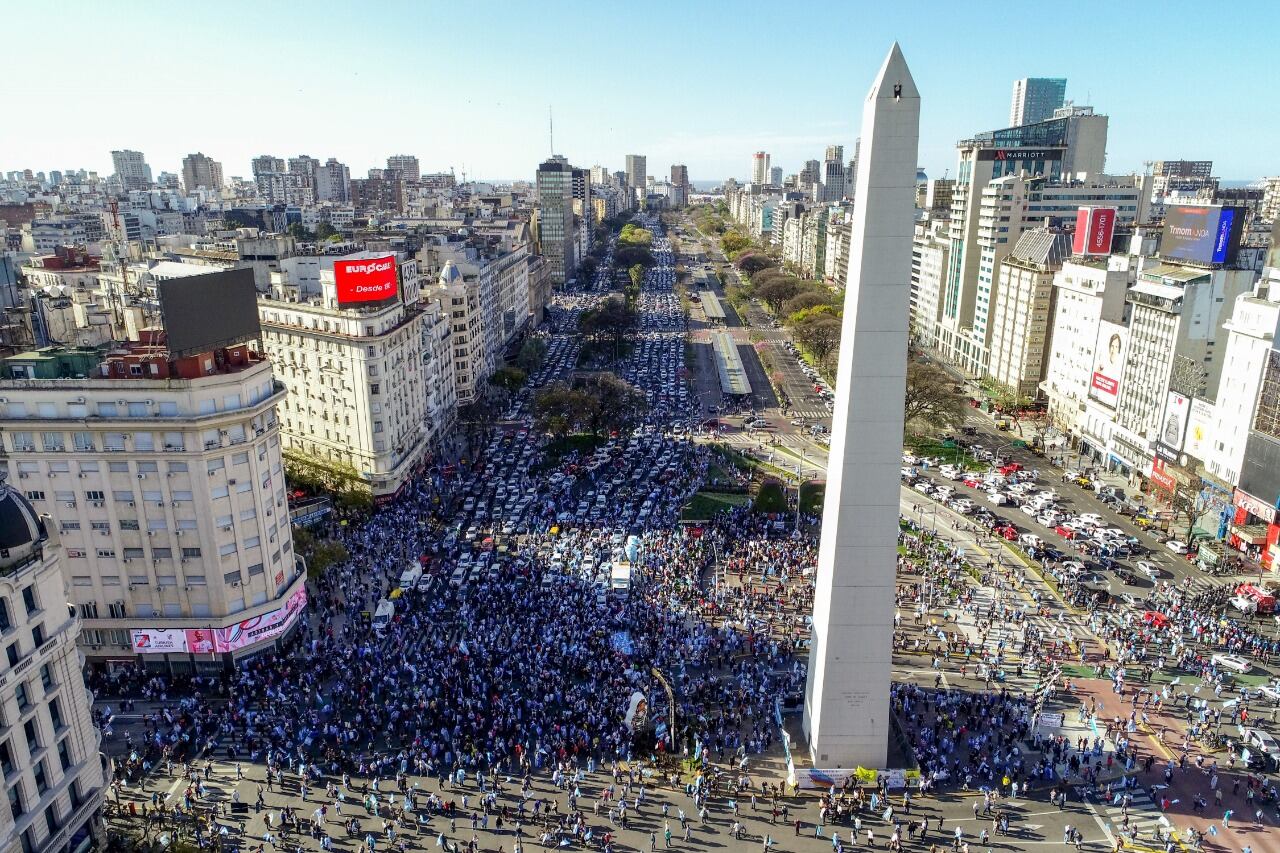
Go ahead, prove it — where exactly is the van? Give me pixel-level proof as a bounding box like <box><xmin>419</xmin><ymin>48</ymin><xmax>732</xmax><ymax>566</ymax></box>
<box><xmin>372</xmin><ymin>599</ymin><xmax>395</xmax><ymax>635</ymax></box>
<box><xmin>399</xmin><ymin>566</ymin><xmax>423</xmax><ymax>590</ymax></box>
<box><xmin>1019</xmin><ymin>533</ymin><xmax>1044</xmax><ymax>550</ymax></box>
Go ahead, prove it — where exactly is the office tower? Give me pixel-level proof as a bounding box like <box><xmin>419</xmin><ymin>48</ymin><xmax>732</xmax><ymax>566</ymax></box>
<box><xmin>590</xmin><ymin>165</ymin><xmax>610</xmax><ymax>187</ymax></box>
<box><xmin>181</xmin><ymin>152</ymin><xmax>224</xmax><ymax>192</ymax></box>
<box><xmin>111</xmin><ymin>149</ymin><xmax>152</xmax><ymax>190</ymax></box>
<box><xmin>799</xmin><ymin>160</ymin><xmax>821</xmax><ymax>191</ymax></box>
<box><xmin>536</xmin><ymin>156</ymin><xmax>577</xmax><ymax>285</ymax></box>
<box><xmin>0</xmin><ymin>477</ymin><xmax>110</xmax><ymax>850</ymax></box>
<box><xmin>1009</xmin><ymin>77</ymin><xmax>1067</xmax><ymax>126</ymax></box>
<box><xmin>387</xmin><ymin>155</ymin><xmax>421</xmax><ymax>182</ymax></box>
<box><xmin>805</xmin><ymin>42</ymin><xmax>919</xmax><ymax>770</ymax></box>
<box><xmin>770</xmin><ymin>166</ymin><xmax>783</xmax><ymax>186</ymax></box>
<box><xmin>822</xmin><ymin>146</ymin><xmax>846</xmax><ymax>202</ymax></box>
<box><xmin>670</xmin><ymin>164</ymin><xmax>689</xmax><ymax>187</ymax></box>
<box><xmin>752</xmin><ymin>152</ymin><xmax>770</xmax><ymax>185</ymax></box>
<box><xmin>845</xmin><ymin>138</ymin><xmax>861</xmax><ymax>199</ymax></box>
<box><xmin>314</xmin><ymin>158</ymin><xmax>351</xmax><ymax>203</ymax></box>
<box><xmin>251</xmin><ymin>155</ymin><xmax>286</xmax><ymax>202</ymax></box>
<box><xmin>625</xmin><ymin>155</ymin><xmax>647</xmax><ymax>198</ymax></box>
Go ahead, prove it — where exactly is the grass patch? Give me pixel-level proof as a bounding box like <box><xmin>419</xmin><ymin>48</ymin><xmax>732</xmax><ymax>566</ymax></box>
<box><xmin>543</xmin><ymin>433</ymin><xmax>606</xmax><ymax>464</ymax></box>
<box><xmin>905</xmin><ymin>435</ymin><xmax>988</xmax><ymax>471</ymax></box>
<box><xmin>681</xmin><ymin>491</ymin><xmax>751</xmax><ymax>521</ymax></box>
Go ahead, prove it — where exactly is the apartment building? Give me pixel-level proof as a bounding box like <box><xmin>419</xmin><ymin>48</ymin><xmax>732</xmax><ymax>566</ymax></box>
<box><xmin>910</xmin><ymin>215</ymin><xmax>950</xmax><ymax>346</ymax></box>
<box><xmin>0</xmin><ymin>335</ymin><xmax>304</xmax><ymax>670</ymax></box>
<box><xmin>259</xmin><ymin>252</ymin><xmax>446</xmax><ymax>501</ymax></box>
<box><xmin>0</xmin><ymin>481</ymin><xmax>109</xmax><ymax>853</ymax></box>
<box><xmin>986</xmin><ymin>228</ymin><xmax>1071</xmax><ymax>400</ymax></box>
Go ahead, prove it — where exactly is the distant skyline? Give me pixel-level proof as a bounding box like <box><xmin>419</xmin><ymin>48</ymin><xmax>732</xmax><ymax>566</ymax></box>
<box><xmin>2</xmin><ymin>0</ymin><xmax>1276</xmax><ymax>184</ymax></box>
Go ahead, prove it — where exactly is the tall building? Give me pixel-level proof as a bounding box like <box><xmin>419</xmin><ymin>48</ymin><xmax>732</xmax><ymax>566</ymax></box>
<box><xmin>799</xmin><ymin>160</ymin><xmax>820</xmax><ymax>192</ymax></box>
<box><xmin>805</xmin><ymin>42</ymin><xmax>918</xmax><ymax>771</ymax></box>
<box><xmin>252</xmin><ymin>155</ymin><xmax>287</xmax><ymax>203</ymax></box>
<box><xmin>1009</xmin><ymin>77</ymin><xmax>1067</xmax><ymax>126</ymax></box>
<box><xmin>535</xmin><ymin>156</ymin><xmax>577</xmax><ymax>286</ymax></box>
<box><xmin>259</xmin><ymin>252</ymin><xmax>449</xmax><ymax>501</ymax></box>
<box><xmin>181</xmin><ymin>152</ymin><xmax>224</xmax><ymax>193</ymax></box>
<box><xmin>986</xmin><ymin>228</ymin><xmax>1072</xmax><ymax>400</ymax></box>
<box><xmin>314</xmin><ymin>158</ymin><xmax>351</xmax><ymax>203</ymax></box>
<box><xmin>0</xmin><ymin>477</ymin><xmax>109</xmax><ymax>852</ymax></box>
<box><xmin>769</xmin><ymin>166</ymin><xmax>783</xmax><ymax>187</ymax></box>
<box><xmin>932</xmin><ymin>109</ymin><xmax>1112</xmax><ymax>374</ymax></box>
<box><xmin>821</xmin><ymin>145</ymin><xmax>845</xmax><ymax>202</ymax></box>
<box><xmin>110</xmin><ymin>149</ymin><xmax>152</xmax><ymax>191</ymax></box>
<box><xmin>844</xmin><ymin>139</ymin><xmax>861</xmax><ymax>199</ymax></box>
<box><xmin>386</xmin><ymin>155</ymin><xmax>421</xmax><ymax>183</ymax></box>
<box><xmin>751</xmin><ymin>152</ymin><xmax>770</xmax><ymax>185</ymax></box>
<box><xmin>624</xmin><ymin>155</ymin><xmax>646</xmax><ymax>201</ymax></box>
<box><xmin>0</xmin><ymin>284</ymin><xmax>306</xmax><ymax>667</ymax></box>
<box><xmin>670</xmin><ymin>164</ymin><xmax>689</xmax><ymax>188</ymax></box>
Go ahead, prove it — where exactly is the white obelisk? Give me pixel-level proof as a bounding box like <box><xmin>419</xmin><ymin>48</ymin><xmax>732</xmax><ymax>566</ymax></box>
<box><xmin>803</xmin><ymin>43</ymin><xmax>920</xmax><ymax>770</ymax></box>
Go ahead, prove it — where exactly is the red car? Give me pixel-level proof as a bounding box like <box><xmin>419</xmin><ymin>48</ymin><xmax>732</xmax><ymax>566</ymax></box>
<box><xmin>999</xmin><ymin>463</ymin><xmax>1023</xmax><ymax>475</ymax></box>
<box><xmin>996</xmin><ymin>525</ymin><xmax>1018</xmax><ymax>541</ymax></box>
<box><xmin>1055</xmin><ymin>525</ymin><xmax>1077</xmax><ymax>540</ymax></box>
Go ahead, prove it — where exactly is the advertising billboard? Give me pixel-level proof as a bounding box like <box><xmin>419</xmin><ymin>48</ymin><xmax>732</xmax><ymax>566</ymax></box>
<box><xmin>1149</xmin><ymin>458</ymin><xmax>1177</xmax><ymax>492</ymax></box>
<box><xmin>1160</xmin><ymin>205</ymin><xmax>1244</xmax><ymax>265</ymax></box>
<box><xmin>130</xmin><ymin>628</ymin><xmax>189</xmax><ymax>654</ymax></box>
<box><xmin>129</xmin><ymin>588</ymin><xmax>305</xmax><ymax>656</ymax></box>
<box><xmin>211</xmin><ymin>587</ymin><xmax>307</xmax><ymax>653</ymax></box>
<box><xmin>157</xmin><ymin>267</ymin><xmax>261</xmax><ymax>358</ymax></box>
<box><xmin>1159</xmin><ymin>391</ymin><xmax>1191</xmax><ymax>455</ymax></box>
<box><xmin>334</xmin><ymin>255</ymin><xmax>398</xmax><ymax>307</ymax></box>
<box><xmin>1184</xmin><ymin>398</ymin><xmax>1215</xmax><ymax>460</ymax></box>
<box><xmin>1087</xmin><ymin>321</ymin><xmax>1128</xmax><ymax>408</ymax></box>
<box><xmin>1072</xmin><ymin>207</ymin><xmax>1117</xmax><ymax>256</ymax></box>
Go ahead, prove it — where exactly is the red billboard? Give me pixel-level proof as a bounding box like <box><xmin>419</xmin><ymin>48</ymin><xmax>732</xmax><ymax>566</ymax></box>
<box><xmin>334</xmin><ymin>255</ymin><xmax>397</xmax><ymax>306</ymax></box>
<box><xmin>1072</xmin><ymin>206</ymin><xmax>1116</xmax><ymax>256</ymax></box>
<box><xmin>1149</xmin><ymin>458</ymin><xmax>1176</xmax><ymax>492</ymax></box>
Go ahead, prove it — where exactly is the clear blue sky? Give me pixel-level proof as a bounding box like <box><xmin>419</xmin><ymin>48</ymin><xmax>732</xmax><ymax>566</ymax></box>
<box><xmin>3</xmin><ymin>0</ymin><xmax>1276</xmax><ymax>184</ymax></box>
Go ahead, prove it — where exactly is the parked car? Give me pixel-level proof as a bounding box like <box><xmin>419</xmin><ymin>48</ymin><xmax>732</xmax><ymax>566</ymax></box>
<box><xmin>1165</xmin><ymin>540</ymin><xmax>1189</xmax><ymax>555</ymax></box>
<box><xmin>1137</xmin><ymin>561</ymin><xmax>1162</xmax><ymax>579</ymax></box>
<box><xmin>1212</xmin><ymin>653</ymin><xmax>1252</xmax><ymax>674</ymax></box>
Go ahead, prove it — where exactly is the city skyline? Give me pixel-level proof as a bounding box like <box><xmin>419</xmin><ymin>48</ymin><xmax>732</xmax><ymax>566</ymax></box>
<box><xmin>2</xmin><ymin>0</ymin><xmax>1276</xmax><ymax>183</ymax></box>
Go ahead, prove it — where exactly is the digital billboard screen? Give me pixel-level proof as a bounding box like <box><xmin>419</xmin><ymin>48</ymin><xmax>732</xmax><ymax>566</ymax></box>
<box><xmin>157</xmin><ymin>267</ymin><xmax>260</xmax><ymax>358</ymax></box>
<box><xmin>1161</xmin><ymin>205</ymin><xmax>1244</xmax><ymax>265</ymax></box>
<box><xmin>334</xmin><ymin>255</ymin><xmax>398</xmax><ymax>307</ymax></box>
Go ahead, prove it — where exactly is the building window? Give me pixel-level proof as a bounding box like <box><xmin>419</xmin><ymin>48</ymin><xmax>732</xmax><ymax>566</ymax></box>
<box><xmin>39</xmin><ymin>664</ymin><xmax>53</xmax><ymax>691</ymax></box>
<box><xmin>48</xmin><ymin>698</ymin><xmax>63</xmax><ymax>732</ymax></box>
<box><xmin>21</xmin><ymin>587</ymin><xmax>37</xmax><ymax>617</ymax></box>
<box><xmin>56</xmin><ymin>739</ymin><xmax>72</xmax><ymax>772</ymax></box>
<box><xmin>0</xmin><ymin>599</ymin><xmax>9</xmax><ymax>633</ymax></box>
<box><xmin>23</xmin><ymin>719</ymin><xmax>39</xmax><ymax>752</ymax></box>
<box><xmin>0</xmin><ymin>741</ymin><xmax>13</xmax><ymax>777</ymax></box>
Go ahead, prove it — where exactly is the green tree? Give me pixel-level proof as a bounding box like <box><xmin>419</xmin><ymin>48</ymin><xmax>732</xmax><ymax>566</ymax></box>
<box><xmin>628</xmin><ymin>263</ymin><xmax>645</xmax><ymax>291</ymax></box>
<box><xmin>288</xmin><ymin>222</ymin><xmax>316</xmax><ymax>240</ymax></box>
<box><xmin>533</xmin><ymin>382</ymin><xmax>596</xmax><ymax>436</ymax></box>
<box><xmin>579</xmin><ymin>295</ymin><xmax>637</xmax><ymax>356</ymax></box>
<box><xmin>614</xmin><ymin>245</ymin><xmax>655</xmax><ymax>268</ymax></box>
<box><xmin>755</xmin><ymin>276</ymin><xmax>803</xmax><ymax>314</ymax></box>
<box><xmin>720</xmin><ymin>232</ymin><xmax>750</xmax><ymax>255</ymax></box>
<box><xmin>792</xmin><ymin>313</ymin><xmax>843</xmax><ymax>364</ymax></box>
<box><xmin>736</xmin><ymin>252</ymin><xmax>774</xmax><ymax>276</ymax></box>
<box><xmin>515</xmin><ymin>337</ymin><xmax>547</xmax><ymax>372</ymax></box>
<box><xmin>575</xmin><ymin>372</ymin><xmax>647</xmax><ymax>435</ymax></box>
<box><xmin>579</xmin><ymin>256</ymin><xmax>599</xmax><ymax>281</ymax></box>
<box><xmin>904</xmin><ymin>360</ymin><xmax>968</xmax><ymax>431</ymax></box>
<box><xmin>488</xmin><ymin>366</ymin><xmax>528</xmax><ymax>393</ymax></box>
<box><xmin>316</xmin><ymin>222</ymin><xmax>340</xmax><ymax>240</ymax></box>
<box><xmin>784</xmin><ymin>289</ymin><xmax>836</xmax><ymax>318</ymax></box>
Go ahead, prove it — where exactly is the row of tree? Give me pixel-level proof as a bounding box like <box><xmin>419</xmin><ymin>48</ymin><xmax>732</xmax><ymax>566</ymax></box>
<box><xmin>533</xmin><ymin>372</ymin><xmax>647</xmax><ymax>436</ymax></box>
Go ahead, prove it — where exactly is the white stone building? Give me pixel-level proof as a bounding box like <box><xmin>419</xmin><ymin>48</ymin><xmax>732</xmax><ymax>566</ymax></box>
<box><xmin>0</xmin><ymin>480</ymin><xmax>109</xmax><ymax>853</ymax></box>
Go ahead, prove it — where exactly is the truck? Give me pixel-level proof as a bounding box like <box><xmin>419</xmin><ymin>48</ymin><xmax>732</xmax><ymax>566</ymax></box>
<box><xmin>372</xmin><ymin>599</ymin><xmax>395</xmax><ymax>635</ymax></box>
<box><xmin>399</xmin><ymin>565</ymin><xmax>423</xmax><ymax>590</ymax></box>
<box><xmin>609</xmin><ymin>563</ymin><xmax>633</xmax><ymax>599</ymax></box>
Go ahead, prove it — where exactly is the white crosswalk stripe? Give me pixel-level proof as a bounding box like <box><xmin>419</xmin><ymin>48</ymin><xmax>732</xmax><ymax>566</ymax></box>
<box><xmin>1093</xmin><ymin>786</ymin><xmax>1174</xmax><ymax>848</ymax></box>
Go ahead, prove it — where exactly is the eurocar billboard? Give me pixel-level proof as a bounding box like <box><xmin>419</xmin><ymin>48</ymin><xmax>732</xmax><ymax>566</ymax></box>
<box><xmin>334</xmin><ymin>255</ymin><xmax>398</xmax><ymax>306</ymax></box>
<box><xmin>1161</xmin><ymin>206</ymin><xmax>1244</xmax><ymax>265</ymax></box>
<box><xmin>1072</xmin><ymin>206</ymin><xmax>1117</xmax><ymax>256</ymax></box>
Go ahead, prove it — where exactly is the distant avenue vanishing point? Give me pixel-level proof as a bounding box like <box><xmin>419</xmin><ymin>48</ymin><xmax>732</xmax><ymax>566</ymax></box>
<box><xmin>803</xmin><ymin>43</ymin><xmax>920</xmax><ymax>770</ymax></box>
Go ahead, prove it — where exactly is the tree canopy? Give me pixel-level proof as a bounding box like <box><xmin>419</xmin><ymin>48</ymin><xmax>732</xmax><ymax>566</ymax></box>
<box><xmin>579</xmin><ymin>296</ymin><xmax>637</xmax><ymax>353</ymax></box>
<box><xmin>720</xmin><ymin>232</ymin><xmax>750</xmax><ymax>256</ymax></box>
<box><xmin>791</xmin><ymin>313</ymin><xmax>843</xmax><ymax>365</ymax></box>
<box><xmin>736</xmin><ymin>252</ymin><xmax>775</xmax><ymax>276</ymax></box>
<box><xmin>754</xmin><ymin>275</ymin><xmax>803</xmax><ymax>314</ymax></box>
<box><xmin>904</xmin><ymin>360</ymin><xmax>969</xmax><ymax>431</ymax></box>
<box><xmin>532</xmin><ymin>372</ymin><xmax>646</xmax><ymax>436</ymax></box>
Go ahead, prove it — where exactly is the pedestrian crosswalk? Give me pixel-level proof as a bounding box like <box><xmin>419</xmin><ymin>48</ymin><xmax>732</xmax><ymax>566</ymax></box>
<box><xmin>1091</xmin><ymin>785</ymin><xmax>1176</xmax><ymax>850</ymax></box>
<box><xmin>787</xmin><ymin>408</ymin><xmax>830</xmax><ymax>419</ymax></box>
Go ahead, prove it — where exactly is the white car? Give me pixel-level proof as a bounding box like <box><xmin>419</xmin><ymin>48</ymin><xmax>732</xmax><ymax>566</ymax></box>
<box><xmin>1078</xmin><ymin>513</ymin><xmax>1104</xmax><ymax>525</ymax></box>
<box><xmin>1165</xmin><ymin>540</ymin><xmax>1189</xmax><ymax>555</ymax></box>
<box><xmin>902</xmin><ymin>453</ymin><xmax>919</xmax><ymax>465</ymax></box>
<box><xmin>939</xmin><ymin>465</ymin><xmax>963</xmax><ymax>481</ymax></box>
<box><xmin>1137</xmin><ymin>561</ymin><xmax>1161</xmax><ymax>579</ymax></box>
<box><xmin>1037</xmin><ymin>514</ymin><xmax>1059</xmax><ymax>528</ymax></box>
<box><xmin>987</xmin><ymin>492</ymin><xmax>1008</xmax><ymax>506</ymax></box>
<box><xmin>1211</xmin><ymin>654</ymin><xmax>1252</xmax><ymax>674</ymax></box>
<box><xmin>1020</xmin><ymin>503</ymin><xmax>1040</xmax><ymax>517</ymax></box>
